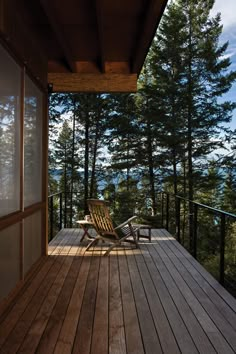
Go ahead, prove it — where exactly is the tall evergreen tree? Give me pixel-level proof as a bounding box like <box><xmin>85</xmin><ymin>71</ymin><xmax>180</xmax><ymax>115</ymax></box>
<box><xmin>54</xmin><ymin>121</ymin><xmax>75</xmax><ymax>226</ymax></box>
<box><xmin>107</xmin><ymin>94</ymin><xmax>139</xmax><ymax>192</ymax></box>
<box><xmin>144</xmin><ymin>0</ymin><xmax>236</xmax><ymax>249</ymax></box>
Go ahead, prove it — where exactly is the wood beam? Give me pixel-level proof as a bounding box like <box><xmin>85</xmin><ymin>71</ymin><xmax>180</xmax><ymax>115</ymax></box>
<box><xmin>48</xmin><ymin>61</ymin><xmax>131</xmax><ymax>74</ymax></box>
<box><xmin>131</xmin><ymin>0</ymin><xmax>168</xmax><ymax>74</ymax></box>
<box><xmin>95</xmin><ymin>0</ymin><xmax>105</xmax><ymax>73</ymax></box>
<box><xmin>48</xmin><ymin>73</ymin><xmax>137</xmax><ymax>93</ymax></box>
<box><xmin>39</xmin><ymin>0</ymin><xmax>77</xmax><ymax>73</ymax></box>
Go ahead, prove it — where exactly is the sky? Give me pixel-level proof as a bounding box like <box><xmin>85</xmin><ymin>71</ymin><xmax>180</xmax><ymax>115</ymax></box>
<box><xmin>211</xmin><ymin>0</ymin><xmax>236</xmax><ymax>130</ymax></box>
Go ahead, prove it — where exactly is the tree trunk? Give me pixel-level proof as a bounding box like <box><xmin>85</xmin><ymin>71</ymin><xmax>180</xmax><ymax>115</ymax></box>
<box><xmin>187</xmin><ymin>110</ymin><xmax>194</xmax><ymax>251</ymax></box>
<box><xmin>147</xmin><ymin>118</ymin><xmax>157</xmax><ymax>215</ymax></box>
<box><xmin>84</xmin><ymin>112</ymin><xmax>89</xmax><ymax>215</ymax></box>
<box><xmin>90</xmin><ymin>113</ymin><xmax>100</xmax><ymax>198</ymax></box>
<box><xmin>173</xmin><ymin>147</ymin><xmax>179</xmax><ymax>236</ymax></box>
<box><xmin>187</xmin><ymin>6</ymin><xmax>194</xmax><ymax>253</ymax></box>
<box><xmin>64</xmin><ymin>147</ymin><xmax>67</xmax><ymax>227</ymax></box>
<box><xmin>126</xmin><ymin>139</ymin><xmax>130</xmax><ymax>192</ymax></box>
<box><xmin>182</xmin><ymin>155</ymin><xmax>187</xmax><ymax>245</ymax></box>
<box><xmin>70</xmin><ymin>97</ymin><xmax>76</xmax><ymax>227</ymax></box>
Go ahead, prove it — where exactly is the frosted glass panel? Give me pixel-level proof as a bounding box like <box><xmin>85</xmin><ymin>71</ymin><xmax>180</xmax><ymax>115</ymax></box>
<box><xmin>24</xmin><ymin>76</ymin><xmax>43</xmax><ymax>207</ymax></box>
<box><xmin>0</xmin><ymin>223</ymin><xmax>21</xmax><ymax>300</ymax></box>
<box><xmin>24</xmin><ymin>211</ymin><xmax>42</xmax><ymax>275</ymax></box>
<box><xmin>0</xmin><ymin>45</ymin><xmax>21</xmax><ymax>217</ymax></box>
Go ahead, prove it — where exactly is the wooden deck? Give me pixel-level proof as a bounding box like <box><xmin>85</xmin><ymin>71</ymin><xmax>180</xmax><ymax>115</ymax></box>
<box><xmin>1</xmin><ymin>228</ymin><xmax>236</xmax><ymax>354</ymax></box>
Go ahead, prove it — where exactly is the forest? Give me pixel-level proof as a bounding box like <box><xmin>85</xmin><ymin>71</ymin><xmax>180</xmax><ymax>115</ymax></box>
<box><xmin>48</xmin><ymin>0</ymin><xmax>236</xmax><ymax>295</ymax></box>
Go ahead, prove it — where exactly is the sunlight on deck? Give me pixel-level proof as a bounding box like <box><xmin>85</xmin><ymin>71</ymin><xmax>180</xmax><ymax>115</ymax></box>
<box><xmin>1</xmin><ymin>228</ymin><xmax>236</xmax><ymax>354</ymax></box>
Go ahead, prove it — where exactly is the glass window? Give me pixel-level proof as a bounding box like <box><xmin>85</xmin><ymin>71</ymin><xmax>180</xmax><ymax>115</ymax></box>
<box><xmin>0</xmin><ymin>45</ymin><xmax>21</xmax><ymax>217</ymax></box>
<box><xmin>24</xmin><ymin>211</ymin><xmax>42</xmax><ymax>275</ymax></box>
<box><xmin>0</xmin><ymin>223</ymin><xmax>21</xmax><ymax>300</ymax></box>
<box><xmin>24</xmin><ymin>76</ymin><xmax>43</xmax><ymax>207</ymax></box>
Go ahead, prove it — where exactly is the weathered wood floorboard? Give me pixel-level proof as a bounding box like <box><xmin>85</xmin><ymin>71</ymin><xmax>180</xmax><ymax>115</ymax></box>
<box><xmin>151</xmin><ymin>232</ymin><xmax>233</xmax><ymax>354</ymax></box>
<box><xmin>0</xmin><ymin>228</ymin><xmax>236</xmax><ymax>354</ymax></box>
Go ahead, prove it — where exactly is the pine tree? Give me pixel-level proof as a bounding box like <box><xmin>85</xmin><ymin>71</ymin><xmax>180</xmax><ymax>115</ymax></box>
<box><xmin>75</xmin><ymin>93</ymin><xmax>108</xmax><ymax>212</ymax></box>
<box><xmin>54</xmin><ymin>121</ymin><xmax>75</xmax><ymax>226</ymax></box>
<box><xmin>135</xmin><ymin>78</ymin><xmax>164</xmax><ymax>214</ymax></box>
<box><xmin>107</xmin><ymin>94</ymin><xmax>139</xmax><ymax>192</ymax></box>
<box><xmin>144</xmin><ymin>0</ymin><xmax>236</xmax><ymax>249</ymax></box>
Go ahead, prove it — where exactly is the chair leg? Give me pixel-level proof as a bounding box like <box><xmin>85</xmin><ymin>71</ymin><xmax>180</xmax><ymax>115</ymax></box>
<box><xmin>104</xmin><ymin>235</ymin><xmax>139</xmax><ymax>256</ymax></box>
<box><xmin>104</xmin><ymin>241</ymin><xmax>120</xmax><ymax>256</ymax></box>
<box><xmin>85</xmin><ymin>237</ymin><xmax>99</xmax><ymax>251</ymax></box>
<box><xmin>130</xmin><ymin>230</ymin><xmax>139</xmax><ymax>248</ymax></box>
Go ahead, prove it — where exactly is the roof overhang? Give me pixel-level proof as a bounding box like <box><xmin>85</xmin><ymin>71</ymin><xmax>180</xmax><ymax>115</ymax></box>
<box><xmin>0</xmin><ymin>0</ymin><xmax>168</xmax><ymax>92</ymax></box>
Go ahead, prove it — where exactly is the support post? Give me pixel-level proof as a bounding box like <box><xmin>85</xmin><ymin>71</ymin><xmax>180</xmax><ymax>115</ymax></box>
<box><xmin>166</xmin><ymin>193</ymin><xmax>169</xmax><ymax>231</ymax></box>
<box><xmin>193</xmin><ymin>204</ymin><xmax>198</xmax><ymax>259</ymax></box>
<box><xmin>161</xmin><ymin>193</ymin><xmax>164</xmax><ymax>227</ymax></box>
<box><xmin>50</xmin><ymin>195</ymin><xmax>53</xmax><ymax>241</ymax></box>
<box><xmin>70</xmin><ymin>192</ymin><xmax>73</xmax><ymax>228</ymax></box>
<box><xmin>189</xmin><ymin>201</ymin><xmax>194</xmax><ymax>254</ymax></box>
<box><xmin>176</xmin><ymin>197</ymin><xmax>181</xmax><ymax>242</ymax></box>
<box><xmin>59</xmin><ymin>192</ymin><xmax>63</xmax><ymax>230</ymax></box>
<box><xmin>219</xmin><ymin>214</ymin><xmax>226</xmax><ymax>285</ymax></box>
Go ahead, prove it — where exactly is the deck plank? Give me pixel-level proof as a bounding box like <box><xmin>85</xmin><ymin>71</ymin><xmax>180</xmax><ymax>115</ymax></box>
<box><xmin>72</xmin><ymin>249</ymin><xmax>101</xmax><ymax>354</ymax></box>
<box><xmin>153</xmin><ymin>231</ymin><xmax>234</xmax><ymax>354</ymax></box>
<box><xmin>0</xmin><ymin>228</ymin><xmax>76</xmax><ymax>351</ymax></box>
<box><xmin>90</xmin><ymin>252</ymin><xmax>109</xmax><ymax>354</ymax></box>
<box><xmin>34</xmin><ymin>230</ymin><xmax>83</xmax><ymax>354</ymax></box>
<box><xmin>118</xmin><ymin>249</ymin><xmax>144</xmax><ymax>354</ymax></box>
<box><xmin>18</xmin><ymin>230</ymin><xmax>85</xmax><ymax>354</ymax></box>
<box><xmin>54</xmin><ymin>254</ymin><xmax>92</xmax><ymax>354</ymax></box>
<box><xmin>161</xmin><ymin>228</ymin><xmax>236</xmax><ymax>325</ymax></box>
<box><xmin>126</xmin><ymin>248</ymin><xmax>163</xmax><ymax>354</ymax></box>
<box><xmin>145</xmin><ymin>235</ymin><xmax>217</xmax><ymax>354</ymax></box>
<box><xmin>134</xmin><ymin>248</ymin><xmax>180</xmax><ymax>354</ymax></box>
<box><xmin>161</xmin><ymin>229</ymin><xmax>236</xmax><ymax>312</ymax></box>
<box><xmin>0</xmin><ymin>228</ymin><xmax>236</xmax><ymax>354</ymax></box>
<box><xmin>109</xmin><ymin>250</ymin><xmax>127</xmax><ymax>354</ymax></box>
<box><xmin>157</xmin><ymin>229</ymin><xmax>236</xmax><ymax>353</ymax></box>
<box><xmin>139</xmin><ymin>242</ymin><xmax>201</xmax><ymax>354</ymax></box>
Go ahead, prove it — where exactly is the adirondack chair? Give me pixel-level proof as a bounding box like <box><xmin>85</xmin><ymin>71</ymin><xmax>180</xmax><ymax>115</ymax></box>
<box><xmin>86</xmin><ymin>199</ymin><xmax>139</xmax><ymax>255</ymax></box>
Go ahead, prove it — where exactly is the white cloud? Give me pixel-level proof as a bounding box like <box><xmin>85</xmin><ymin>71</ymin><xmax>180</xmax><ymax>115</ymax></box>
<box><xmin>211</xmin><ymin>0</ymin><xmax>236</xmax><ymax>29</ymax></box>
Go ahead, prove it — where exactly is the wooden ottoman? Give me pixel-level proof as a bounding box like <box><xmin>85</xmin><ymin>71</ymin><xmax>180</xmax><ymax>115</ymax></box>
<box><xmin>133</xmin><ymin>224</ymin><xmax>152</xmax><ymax>242</ymax></box>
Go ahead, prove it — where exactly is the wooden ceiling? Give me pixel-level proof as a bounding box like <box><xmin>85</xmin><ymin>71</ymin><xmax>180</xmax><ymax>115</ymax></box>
<box><xmin>16</xmin><ymin>0</ymin><xmax>168</xmax><ymax>92</ymax></box>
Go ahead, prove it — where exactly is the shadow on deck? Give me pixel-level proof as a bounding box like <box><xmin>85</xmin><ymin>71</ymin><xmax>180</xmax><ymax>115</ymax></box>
<box><xmin>0</xmin><ymin>228</ymin><xmax>236</xmax><ymax>353</ymax></box>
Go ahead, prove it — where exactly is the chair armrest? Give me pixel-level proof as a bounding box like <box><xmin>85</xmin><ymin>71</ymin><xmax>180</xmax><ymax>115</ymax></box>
<box><xmin>114</xmin><ymin>215</ymin><xmax>138</xmax><ymax>230</ymax></box>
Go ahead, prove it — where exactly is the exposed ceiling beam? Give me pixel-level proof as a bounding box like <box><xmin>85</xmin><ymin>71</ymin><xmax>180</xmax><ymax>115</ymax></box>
<box><xmin>48</xmin><ymin>73</ymin><xmax>137</xmax><ymax>93</ymax></box>
<box><xmin>95</xmin><ymin>0</ymin><xmax>105</xmax><ymax>73</ymax></box>
<box><xmin>131</xmin><ymin>0</ymin><xmax>168</xmax><ymax>74</ymax></box>
<box><xmin>39</xmin><ymin>0</ymin><xmax>77</xmax><ymax>73</ymax></box>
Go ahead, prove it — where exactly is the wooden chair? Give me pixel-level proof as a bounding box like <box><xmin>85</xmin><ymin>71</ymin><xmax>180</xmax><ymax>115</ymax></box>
<box><xmin>86</xmin><ymin>199</ymin><xmax>139</xmax><ymax>255</ymax></box>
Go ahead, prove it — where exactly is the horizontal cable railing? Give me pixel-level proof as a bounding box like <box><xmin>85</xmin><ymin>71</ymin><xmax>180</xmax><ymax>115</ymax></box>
<box><xmin>48</xmin><ymin>191</ymin><xmax>158</xmax><ymax>240</ymax></box>
<box><xmin>48</xmin><ymin>192</ymin><xmax>63</xmax><ymax>241</ymax></box>
<box><xmin>48</xmin><ymin>190</ymin><xmax>236</xmax><ymax>297</ymax></box>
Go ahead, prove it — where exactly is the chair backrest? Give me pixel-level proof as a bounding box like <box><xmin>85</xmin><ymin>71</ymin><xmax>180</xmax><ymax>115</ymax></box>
<box><xmin>87</xmin><ymin>199</ymin><xmax>119</xmax><ymax>239</ymax></box>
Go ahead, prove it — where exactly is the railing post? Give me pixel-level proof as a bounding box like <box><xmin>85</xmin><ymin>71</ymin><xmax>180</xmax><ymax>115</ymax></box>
<box><xmin>189</xmin><ymin>201</ymin><xmax>194</xmax><ymax>254</ymax></box>
<box><xmin>70</xmin><ymin>192</ymin><xmax>73</xmax><ymax>228</ymax></box>
<box><xmin>176</xmin><ymin>197</ymin><xmax>181</xmax><ymax>242</ymax></box>
<box><xmin>64</xmin><ymin>192</ymin><xmax>67</xmax><ymax>228</ymax></box>
<box><xmin>161</xmin><ymin>193</ymin><xmax>164</xmax><ymax>227</ymax></box>
<box><xmin>59</xmin><ymin>192</ymin><xmax>63</xmax><ymax>230</ymax></box>
<box><xmin>50</xmin><ymin>195</ymin><xmax>53</xmax><ymax>241</ymax></box>
<box><xmin>166</xmin><ymin>193</ymin><xmax>169</xmax><ymax>231</ymax></box>
<box><xmin>193</xmin><ymin>204</ymin><xmax>198</xmax><ymax>259</ymax></box>
<box><xmin>219</xmin><ymin>214</ymin><xmax>226</xmax><ymax>285</ymax></box>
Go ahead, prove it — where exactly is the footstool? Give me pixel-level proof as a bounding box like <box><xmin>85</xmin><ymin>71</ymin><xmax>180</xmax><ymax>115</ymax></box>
<box><xmin>133</xmin><ymin>224</ymin><xmax>152</xmax><ymax>242</ymax></box>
